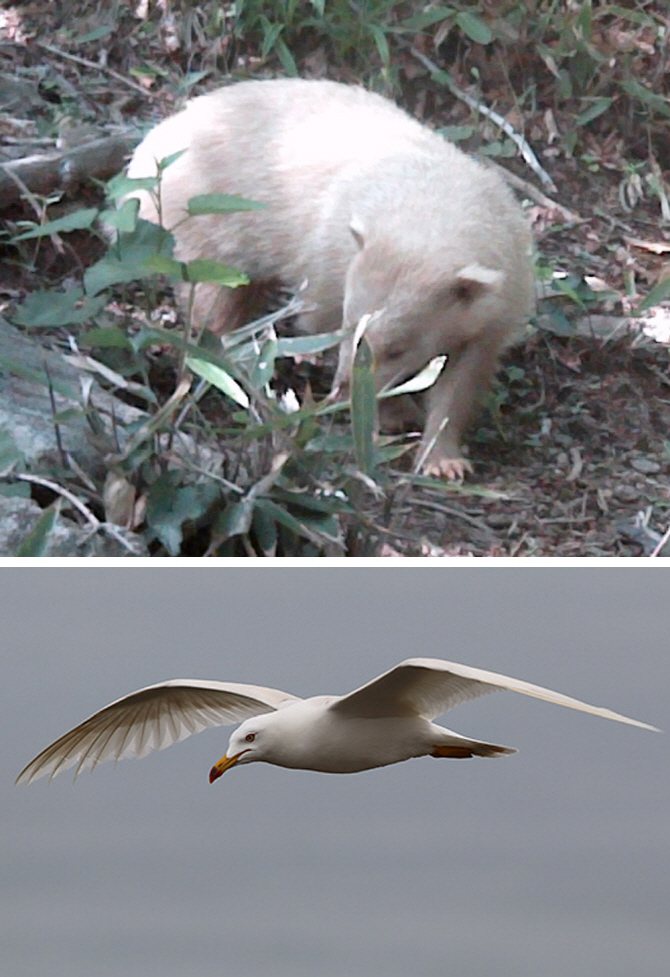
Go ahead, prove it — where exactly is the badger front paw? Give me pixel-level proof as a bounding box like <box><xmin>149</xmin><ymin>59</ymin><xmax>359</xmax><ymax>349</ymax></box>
<box><xmin>422</xmin><ymin>455</ymin><xmax>473</xmax><ymax>481</ymax></box>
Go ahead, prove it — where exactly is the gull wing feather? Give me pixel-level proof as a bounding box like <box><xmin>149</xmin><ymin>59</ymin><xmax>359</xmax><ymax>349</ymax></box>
<box><xmin>331</xmin><ymin>658</ymin><xmax>659</xmax><ymax>730</ymax></box>
<box><xmin>16</xmin><ymin>680</ymin><xmax>300</xmax><ymax>785</ymax></box>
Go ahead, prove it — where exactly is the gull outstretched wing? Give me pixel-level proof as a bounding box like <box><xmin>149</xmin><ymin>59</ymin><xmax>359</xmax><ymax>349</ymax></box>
<box><xmin>16</xmin><ymin>680</ymin><xmax>299</xmax><ymax>785</ymax></box>
<box><xmin>332</xmin><ymin>658</ymin><xmax>659</xmax><ymax>730</ymax></box>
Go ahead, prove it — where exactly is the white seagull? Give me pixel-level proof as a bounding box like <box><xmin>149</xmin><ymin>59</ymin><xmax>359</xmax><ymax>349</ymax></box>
<box><xmin>15</xmin><ymin>658</ymin><xmax>658</xmax><ymax>787</ymax></box>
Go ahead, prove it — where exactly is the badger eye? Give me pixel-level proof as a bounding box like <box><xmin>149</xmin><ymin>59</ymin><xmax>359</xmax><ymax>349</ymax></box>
<box><xmin>245</xmin><ymin>733</ymin><xmax>256</xmax><ymax>743</ymax></box>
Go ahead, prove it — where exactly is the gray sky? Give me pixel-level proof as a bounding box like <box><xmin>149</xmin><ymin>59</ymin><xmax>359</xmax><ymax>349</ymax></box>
<box><xmin>3</xmin><ymin>570</ymin><xmax>668</xmax><ymax>977</ymax></box>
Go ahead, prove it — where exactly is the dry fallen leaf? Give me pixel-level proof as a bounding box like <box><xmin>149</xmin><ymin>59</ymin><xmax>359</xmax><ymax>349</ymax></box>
<box><xmin>625</xmin><ymin>237</ymin><xmax>670</xmax><ymax>255</ymax></box>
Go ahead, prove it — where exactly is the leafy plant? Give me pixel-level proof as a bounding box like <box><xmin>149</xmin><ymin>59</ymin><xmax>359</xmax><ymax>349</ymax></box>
<box><xmin>231</xmin><ymin>1</ymin><xmax>495</xmax><ymax>85</ymax></box>
<box><xmin>6</xmin><ymin>161</ymin><xmax>457</xmax><ymax>557</ymax></box>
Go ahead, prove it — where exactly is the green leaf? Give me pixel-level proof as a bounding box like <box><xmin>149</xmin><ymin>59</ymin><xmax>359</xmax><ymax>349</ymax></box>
<box><xmin>157</xmin><ymin>149</ymin><xmax>187</xmax><ymax>171</ymax></box>
<box><xmin>185</xmin><ymin>355</ymin><xmax>250</xmax><ymax>407</ymax></box>
<box><xmin>575</xmin><ymin>97</ymin><xmax>613</xmax><ymax>127</ymax></box>
<box><xmin>71</xmin><ymin>25</ymin><xmax>115</xmax><ymax>44</ymax></box>
<box><xmin>293</xmin><ymin>510</ymin><xmax>342</xmax><ymax>544</ymax></box>
<box><xmin>106</xmin><ymin>172</ymin><xmax>159</xmax><ymax>203</ymax></box>
<box><xmin>438</xmin><ymin>124</ymin><xmax>476</xmax><ymax>143</ymax></box>
<box><xmin>214</xmin><ymin>499</ymin><xmax>256</xmax><ymax>540</ymax></box>
<box><xmin>537</xmin><ymin>308</ymin><xmax>577</xmax><ymax>336</ymax></box>
<box><xmin>428</xmin><ymin>66</ymin><xmax>457</xmax><ymax>93</ymax></box>
<box><xmin>84</xmin><ymin>219</ymin><xmax>175</xmax><ymax>295</ymax></box>
<box><xmin>184</xmin><ymin>258</ymin><xmax>249</xmax><ymax>287</ymax></box>
<box><xmin>105</xmin><ymin>151</ymin><xmax>185</xmax><ymax>209</ymax></box>
<box><xmin>602</xmin><ymin>5</ymin><xmax>658</xmax><ymax>27</ymax></box>
<box><xmin>550</xmin><ymin>276</ymin><xmax>589</xmax><ymax>309</ymax></box>
<box><xmin>260</xmin><ymin>17</ymin><xmax>284</xmax><ymax>58</ymax></box>
<box><xmin>505</xmin><ymin>365</ymin><xmax>526</xmax><ymax>383</ymax></box>
<box><xmin>128</xmin><ymin>65</ymin><xmax>161</xmax><ymax>81</ymax></box>
<box><xmin>399</xmin><ymin>8</ymin><xmax>455</xmax><ymax>31</ymax></box>
<box><xmin>249</xmin><ymin>336</ymin><xmax>278</xmax><ymax>389</ymax></box>
<box><xmin>0</xmin><ymin>427</ymin><xmax>24</xmax><ymax>473</ymax></box>
<box><xmin>275</xmin><ymin>331</ymin><xmax>345</xmax><ymax>357</ymax></box>
<box><xmin>479</xmin><ymin>140</ymin><xmax>517</xmax><ymax>158</ymax></box>
<box><xmin>374</xmin><ymin>440</ymin><xmax>411</xmax><ymax>464</ymax></box>
<box><xmin>455</xmin><ymin>11</ymin><xmax>493</xmax><ymax>44</ymax></box>
<box><xmin>143</xmin><ymin>254</ymin><xmax>185</xmax><ymax>279</ymax></box>
<box><xmin>252</xmin><ymin>505</ymin><xmax>278</xmax><ymax>554</ymax></box>
<box><xmin>271</xmin><ymin>486</ymin><xmax>353</xmax><ymax>515</ymax></box>
<box><xmin>99</xmin><ymin>198</ymin><xmax>139</xmax><ymax>233</ymax></box>
<box><xmin>186</xmin><ymin>193</ymin><xmax>266</xmax><ymax>216</ymax></box>
<box><xmin>275</xmin><ymin>37</ymin><xmax>299</xmax><ymax>77</ymax></box>
<box><xmin>15</xmin><ymin>502</ymin><xmax>60</xmax><ymax>556</ymax></box>
<box><xmin>255</xmin><ymin>498</ymin><xmax>339</xmax><ymax>548</ymax></box>
<box><xmin>619</xmin><ymin>79</ymin><xmax>670</xmax><ymax>119</ymax></box>
<box><xmin>12</xmin><ymin>208</ymin><xmax>98</xmax><ymax>241</ymax></box>
<box><xmin>350</xmin><ymin>334</ymin><xmax>377</xmax><ymax>475</ymax></box>
<box><xmin>576</xmin><ymin>0</ymin><xmax>592</xmax><ymax>40</ymax></box>
<box><xmin>368</xmin><ymin>23</ymin><xmax>391</xmax><ymax>67</ymax></box>
<box><xmin>178</xmin><ymin>70</ymin><xmax>211</xmax><ymax>92</ymax></box>
<box><xmin>303</xmin><ymin>432</ymin><xmax>353</xmax><ymax>454</ymax></box>
<box><xmin>145</xmin><ymin>474</ymin><xmax>217</xmax><ymax>555</ymax></box>
<box><xmin>13</xmin><ymin>288</ymin><xmax>107</xmax><ymax>328</ymax></box>
<box><xmin>85</xmin><ymin>326</ymin><xmax>132</xmax><ymax>349</ymax></box>
<box><xmin>633</xmin><ymin>277</ymin><xmax>670</xmax><ymax>314</ymax></box>
<box><xmin>380</xmin><ymin>356</ymin><xmax>447</xmax><ymax>398</ymax></box>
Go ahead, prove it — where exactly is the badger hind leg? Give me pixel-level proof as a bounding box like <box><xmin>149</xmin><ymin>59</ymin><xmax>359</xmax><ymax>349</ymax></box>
<box><xmin>378</xmin><ymin>394</ymin><xmax>424</xmax><ymax>434</ymax></box>
<box><xmin>178</xmin><ymin>280</ymin><xmax>275</xmax><ymax>335</ymax></box>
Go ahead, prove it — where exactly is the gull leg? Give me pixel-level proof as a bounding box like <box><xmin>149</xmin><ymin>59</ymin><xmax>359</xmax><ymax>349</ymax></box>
<box><xmin>431</xmin><ymin>740</ymin><xmax>516</xmax><ymax>759</ymax></box>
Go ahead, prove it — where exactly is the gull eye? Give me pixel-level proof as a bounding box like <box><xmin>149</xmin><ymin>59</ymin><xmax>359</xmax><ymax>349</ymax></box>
<box><xmin>245</xmin><ymin>733</ymin><xmax>256</xmax><ymax>743</ymax></box>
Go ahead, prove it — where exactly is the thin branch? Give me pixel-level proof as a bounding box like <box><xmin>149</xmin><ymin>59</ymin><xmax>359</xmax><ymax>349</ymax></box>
<box><xmin>410</xmin><ymin>46</ymin><xmax>557</xmax><ymax>192</ymax></box>
<box><xmin>36</xmin><ymin>42</ymin><xmax>158</xmax><ymax>100</ymax></box>
<box><xmin>495</xmin><ymin>165</ymin><xmax>581</xmax><ymax>223</ymax></box>
<box><xmin>0</xmin><ymin>157</ymin><xmax>50</xmax><ymax>222</ymax></box>
<box><xmin>44</xmin><ymin>362</ymin><xmax>68</xmax><ymax>467</ymax></box>
<box><xmin>11</xmin><ymin>474</ymin><xmax>100</xmax><ymax>528</ymax></box>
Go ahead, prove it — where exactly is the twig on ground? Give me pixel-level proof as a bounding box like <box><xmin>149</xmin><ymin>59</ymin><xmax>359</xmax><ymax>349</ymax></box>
<box><xmin>650</xmin><ymin>523</ymin><xmax>670</xmax><ymax>557</ymax></box>
<box><xmin>2</xmin><ymin>136</ymin><xmax>56</xmax><ymax>148</ymax></box>
<box><xmin>411</xmin><ymin>495</ymin><xmax>496</xmax><ymax>535</ymax></box>
<box><xmin>0</xmin><ymin>135</ymin><xmax>132</xmax><ymax>207</ymax></box>
<box><xmin>6</xmin><ymin>474</ymin><xmax>142</xmax><ymax>553</ymax></box>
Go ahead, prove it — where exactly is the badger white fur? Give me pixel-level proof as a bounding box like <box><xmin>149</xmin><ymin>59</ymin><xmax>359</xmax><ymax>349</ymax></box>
<box><xmin>126</xmin><ymin>78</ymin><xmax>534</xmax><ymax>478</ymax></box>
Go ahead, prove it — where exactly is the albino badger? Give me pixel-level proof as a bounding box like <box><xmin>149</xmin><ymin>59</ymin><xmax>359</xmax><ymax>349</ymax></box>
<box><xmin>126</xmin><ymin>78</ymin><xmax>534</xmax><ymax>479</ymax></box>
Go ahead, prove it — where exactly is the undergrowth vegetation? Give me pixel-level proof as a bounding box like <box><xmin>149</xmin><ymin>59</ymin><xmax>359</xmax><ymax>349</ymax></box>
<box><xmin>5</xmin><ymin>164</ymin><xmax>465</xmax><ymax>556</ymax></box>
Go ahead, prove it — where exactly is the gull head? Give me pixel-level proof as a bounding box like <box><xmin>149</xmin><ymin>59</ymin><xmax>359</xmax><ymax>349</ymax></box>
<box><xmin>209</xmin><ymin>714</ymin><xmax>276</xmax><ymax>782</ymax></box>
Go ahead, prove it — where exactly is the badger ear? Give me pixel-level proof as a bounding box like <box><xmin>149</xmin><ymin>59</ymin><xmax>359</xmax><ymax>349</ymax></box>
<box><xmin>452</xmin><ymin>264</ymin><xmax>504</xmax><ymax>303</ymax></box>
<box><xmin>349</xmin><ymin>216</ymin><xmax>366</xmax><ymax>251</ymax></box>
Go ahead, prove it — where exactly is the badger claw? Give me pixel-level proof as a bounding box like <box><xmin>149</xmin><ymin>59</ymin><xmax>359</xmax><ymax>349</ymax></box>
<box><xmin>422</xmin><ymin>456</ymin><xmax>473</xmax><ymax>482</ymax></box>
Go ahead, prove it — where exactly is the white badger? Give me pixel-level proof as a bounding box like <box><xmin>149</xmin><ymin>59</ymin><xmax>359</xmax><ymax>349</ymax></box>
<box><xmin>126</xmin><ymin>79</ymin><xmax>535</xmax><ymax>478</ymax></box>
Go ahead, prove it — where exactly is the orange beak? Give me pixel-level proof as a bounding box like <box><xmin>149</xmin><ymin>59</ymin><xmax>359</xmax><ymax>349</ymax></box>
<box><xmin>209</xmin><ymin>752</ymin><xmax>243</xmax><ymax>783</ymax></box>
